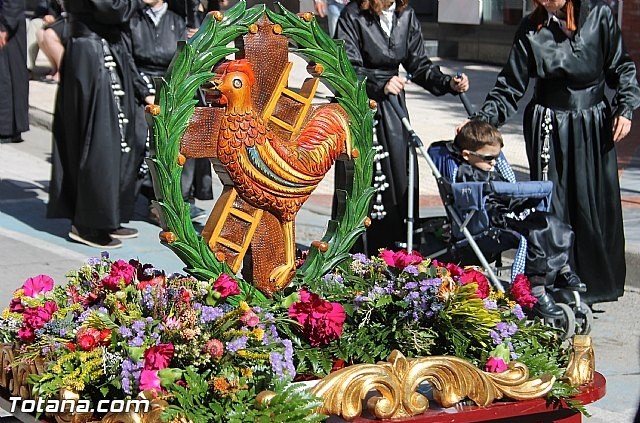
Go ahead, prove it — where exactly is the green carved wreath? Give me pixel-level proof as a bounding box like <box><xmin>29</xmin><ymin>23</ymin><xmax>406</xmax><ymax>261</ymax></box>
<box><xmin>148</xmin><ymin>1</ymin><xmax>374</xmax><ymax>293</ymax></box>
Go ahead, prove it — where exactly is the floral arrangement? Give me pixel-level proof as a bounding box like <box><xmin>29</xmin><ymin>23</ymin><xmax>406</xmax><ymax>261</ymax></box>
<box><xmin>0</xmin><ymin>254</ymin><xmax>322</xmax><ymax>422</ymax></box>
<box><xmin>277</xmin><ymin>249</ymin><xmax>576</xmax><ymax>401</ymax></box>
<box><xmin>0</xmin><ymin>249</ymin><xmax>580</xmax><ymax>422</ymax></box>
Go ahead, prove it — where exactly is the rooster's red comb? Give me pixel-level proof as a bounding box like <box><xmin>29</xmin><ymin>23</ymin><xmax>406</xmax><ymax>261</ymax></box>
<box><xmin>213</xmin><ymin>59</ymin><xmax>256</xmax><ymax>85</ymax></box>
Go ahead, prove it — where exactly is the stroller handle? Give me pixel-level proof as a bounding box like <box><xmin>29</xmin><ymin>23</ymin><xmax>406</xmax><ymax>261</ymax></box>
<box><xmin>388</xmin><ymin>95</ymin><xmax>423</xmax><ymax>147</ymax></box>
<box><xmin>455</xmin><ymin>72</ymin><xmax>475</xmax><ymax>117</ymax></box>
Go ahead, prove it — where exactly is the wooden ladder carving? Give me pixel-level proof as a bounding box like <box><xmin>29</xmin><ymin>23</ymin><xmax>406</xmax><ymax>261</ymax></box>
<box><xmin>202</xmin><ymin>186</ymin><xmax>264</xmax><ymax>273</ymax></box>
<box><xmin>262</xmin><ymin>61</ymin><xmax>319</xmax><ymax>140</ymax></box>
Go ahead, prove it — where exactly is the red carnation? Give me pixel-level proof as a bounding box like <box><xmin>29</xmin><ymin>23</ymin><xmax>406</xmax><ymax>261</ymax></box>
<box><xmin>213</xmin><ymin>274</ymin><xmax>240</xmax><ymax>298</ymax></box>
<box><xmin>101</xmin><ymin>260</ymin><xmax>136</xmax><ymax>291</ymax></box>
<box><xmin>144</xmin><ymin>344</ymin><xmax>175</xmax><ymax>370</ymax></box>
<box><xmin>78</xmin><ymin>334</ymin><xmax>97</xmax><ymax>351</ymax></box>
<box><xmin>288</xmin><ymin>289</ymin><xmax>345</xmax><ymax>347</ymax></box>
<box><xmin>460</xmin><ymin>269</ymin><xmax>490</xmax><ymax>299</ymax></box>
<box><xmin>509</xmin><ymin>274</ymin><xmax>538</xmax><ymax>309</ymax></box>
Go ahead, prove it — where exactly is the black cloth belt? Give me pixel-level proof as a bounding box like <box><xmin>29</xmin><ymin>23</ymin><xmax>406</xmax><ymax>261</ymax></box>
<box><xmin>533</xmin><ymin>78</ymin><xmax>605</xmax><ymax>110</ymax></box>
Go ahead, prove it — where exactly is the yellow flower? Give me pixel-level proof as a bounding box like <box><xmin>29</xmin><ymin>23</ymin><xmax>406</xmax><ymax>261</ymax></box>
<box><xmin>239</xmin><ymin>301</ymin><xmax>250</xmax><ymax>313</ymax></box>
<box><xmin>252</xmin><ymin>328</ymin><xmax>265</xmax><ymax>340</ymax></box>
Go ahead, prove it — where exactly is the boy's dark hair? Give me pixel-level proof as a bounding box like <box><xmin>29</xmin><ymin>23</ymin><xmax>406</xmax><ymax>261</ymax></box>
<box><xmin>454</xmin><ymin>120</ymin><xmax>504</xmax><ymax>151</ymax></box>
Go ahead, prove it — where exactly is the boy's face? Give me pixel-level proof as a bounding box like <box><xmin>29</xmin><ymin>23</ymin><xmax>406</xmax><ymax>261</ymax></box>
<box><xmin>461</xmin><ymin>144</ymin><xmax>502</xmax><ymax>172</ymax></box>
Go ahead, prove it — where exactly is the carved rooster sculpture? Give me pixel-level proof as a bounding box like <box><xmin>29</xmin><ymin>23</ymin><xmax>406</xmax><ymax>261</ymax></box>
<box><xmin>212</xmin><ymin>59</ymin><xmax>351</xmax><ymax>287</ymax></box>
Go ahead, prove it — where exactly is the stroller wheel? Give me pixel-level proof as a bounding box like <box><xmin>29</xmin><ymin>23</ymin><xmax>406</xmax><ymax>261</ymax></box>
<box><xmin>544</xmin><ymin>303</ymin><xmax>576</xmax><ymax>340</ymax></box>
<box><xmin>574</xmin><ymin>302</ymin><xmax>593</xmax><ymax>335</ymax></box>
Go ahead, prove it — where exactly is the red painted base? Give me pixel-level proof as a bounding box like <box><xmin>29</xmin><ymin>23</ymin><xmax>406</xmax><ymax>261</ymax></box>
<box><xmin>351</xmin><ymin>372</ymin><xmax>606</xmax><ymax>423</ymax></box>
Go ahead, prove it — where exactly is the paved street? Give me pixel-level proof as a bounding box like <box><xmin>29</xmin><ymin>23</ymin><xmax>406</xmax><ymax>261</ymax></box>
<box><xmin>0</xmin><ymin>54</ymin><xmax>638</xmax><ymax>421</ymax></box>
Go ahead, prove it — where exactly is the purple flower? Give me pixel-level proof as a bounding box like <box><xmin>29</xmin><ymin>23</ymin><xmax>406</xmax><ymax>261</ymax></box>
<box><xmin>200</xmin><ymin>306</ymin><xmax>224</xmax><ymax>324</ymax></box>
<box><xmin>351</xmin><ymin>253</ymin><xmax>369</xmax><ymax>264</ymax></box>
<box><xmin>119</xmin><ymin>326</ymin><xmax>133</xmax><ymax>338</ymax></box>
<box><xmin>511</xmin><ymin>304</ymin><xmax>525</xmax><ymax>320</ymax></box>
<box><xmin>404</xmin><ymin>281</ymin><xmax>418</xmax><ymax>290</ymax></box>
<box><xmin>87</xmin><ymin>257</ymin><xmax>101</xmax><ymax>266</ymax></box>
<box><xmin>483</xmin><ymin>299</ymin><xmax>498</xmax><ymax>310</ymax></box>
<box><xmin>226</xmin><ymin>335</ymin><xmax>248</xmax><ymax>352</ymax></box>
<box><xmin>121</xmin><ymin>358</ymin><xmax>143</xmax><ymax>395</ymax></box>
<box><xmin>489</xmin><ymin>329</ymin><xmax>502</xmax><ymax>345</ymax></box>
<box><xmin>404</xmin><ymin>265</ymin><xmax>419</xmax><ymax>276</ymax></box>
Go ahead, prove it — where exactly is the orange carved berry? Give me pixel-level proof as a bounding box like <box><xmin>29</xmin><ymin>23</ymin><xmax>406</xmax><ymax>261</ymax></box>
<box><xmin>212</xmin><ymin>11</ymin><xmax>223</xmax><ymax>21</ymax></box>
<box><xmin>351</xmin><ymin>148</ymin><xmax>359</xmax><ymax>158</ymax></box>
<box><xmin>215</xmin><ymin>251</ymin><xmax>226</xmax><ymax>262</ymax></box>
<box><xmin>312</xmin><ymin>241</ymin><xmax>329</xmax><ymax>252</ymax></box>
<box><xmin>364</xmin><ymin>217</ymin><xmax>372</xmax><ymax>227</ymax></box>
<box><xmin>272</xmin><ymin>24</ymin><xmax>283</xmax><ymax>34</ymax></box>
<box><xmin>177</xmin><ymin>154</ymin><xmax>187</xmax><ymax>166</ymax></box>
<box><xmin>248</xmin><ymin>24</ymin><xmax>258</xmax><ymax>34</ymax></box>
<box><xmin>146</xmin><ymin>104</ymin><xmax>160</xmax><ymax>116</ymax></box>
<box><xmin>369</xmin><ymin>99</ymin><xmax>377</xmax><ymax>110</ymax></box>
<box><xmin>160</xmin><ymin>231</ymin><xmax>176</xmax><ymax>243</ymax></box>
<box><xmin>301</xmin><ymin>12</ymin><xmax>313</xmax><ymax>22</ymax></box>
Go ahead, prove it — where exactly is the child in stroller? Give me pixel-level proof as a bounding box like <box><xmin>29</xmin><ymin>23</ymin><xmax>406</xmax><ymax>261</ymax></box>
<box><xmin>449</xmin><ymin>121</ymin><xmax>586</xmax><ymax>319</ymax></box>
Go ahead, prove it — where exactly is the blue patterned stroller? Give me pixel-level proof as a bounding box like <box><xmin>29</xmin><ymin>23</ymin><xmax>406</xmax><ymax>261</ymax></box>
<box><xmin>422</xmin><ymin>141</ymin><xmax>592</xmax><ymax>338</ymax></box>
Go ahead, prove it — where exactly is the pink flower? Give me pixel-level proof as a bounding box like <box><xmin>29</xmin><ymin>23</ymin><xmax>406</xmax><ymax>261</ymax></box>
<box><xmin>144</xmin><ymin>344</ymin><xmax>174</xmax><ymax>370</ymax></box>
<box><xmin>485</xmin><ymin>356</ymin><xmax>508</xmax><ymax>373</ymax></box>
<box><xmin>139</xmin><ymin>369</ymin><xmax>161</xmax><ymax>391</ymax></box>
<box><xmin>18</xmin><ymin>301</ymin><xmax>58</xmax><ymax>343</ymax></box>
<box><xmin>509</xmin><ymin>274</ymin><xmax>538</xmax><ymax>309</ymax></box>
<box><xmin>9</xmin><ymin>298</ymin><xmax>24</xmax><ymax>313</ymax></box>
<box><xmin>288</xmin><ymin>289</ymin><xmax>345</xmax><ymax>347</ymax></box>
<box><xmin>213</xmin><ymin>274</ymin><xmax>241</xmax><ymax>298</ymax></box>
<box><xmin>240</xmin><ymin>311</ymin><xmax>260</xmax><ymax>327</ymax></box>
<box><xmin>101</xmin><ymin>260</ymin><xmax>136</xmax><ymax>291</ymax></box>
<box><xmin>379</xmin><ymin>249</ymin><xmax>424</xmax><ymax>270</ymax></box>
<box><xmin>21</xmin><ymin>275</ymin><xmax>54</xmax><ymax>297</ymax></box>
<box><xmin>460</xmin><ymin>269</ymin><xmax>490</xmax><ymax>299</ymax></box>
<box><xmin>203</xmin><ymin>339</ymin><xmax>224</xmax><ymax>359</ymax></box>
<box><xmin>17</xmin><ymin>327</ymin><xmax>35</xmax><ymax>343</ymax></box>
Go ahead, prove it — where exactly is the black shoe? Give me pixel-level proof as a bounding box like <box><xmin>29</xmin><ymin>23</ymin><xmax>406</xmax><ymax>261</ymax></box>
<box><xmin>555</xmin><ymin>271</ymin><xmax>587</xmax><ymax>293</ymax></box>
<box><xmin>190</xmin><ymin>205</ymin><xmax>207</xmax><ymax>222</ymax></box>
<box><xmin>110</xmin><ymin>226</ymin><xmax>139</xmax><ymax>239</ymax></box>
<box><xmin>69</xmin><ymin>226</ymin><xmax>122</xmax><ymax>249</ymax></box>
<box><xmin>0</xmin><ymin>135</ymin><xmax>24</xmax><ymax>143</ymax></box>
<box><xmin>532</xmin><ymin>293</ymin><xmax>564</xmax><ymax>318</ymax></box>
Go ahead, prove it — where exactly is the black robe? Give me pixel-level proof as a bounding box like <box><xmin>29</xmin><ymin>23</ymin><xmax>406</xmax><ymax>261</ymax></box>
<box><xmin>335</xmin><ymin>2</ymin><xmax>456</xmax><ymax>255</ymax></box>
<box><xmin>0</xmin><ymin>0</ymin><xmax>29</xmax><ymax>138</ymax></box>
<box><xmin>474</xmin><ymin>0</ymin><xmax>640</xmax><ymax>304</ymax></box>
<box><xmin>48</xmin><ymin>0</ymin><xmax>149</xmax><ymax>231</ymax></box>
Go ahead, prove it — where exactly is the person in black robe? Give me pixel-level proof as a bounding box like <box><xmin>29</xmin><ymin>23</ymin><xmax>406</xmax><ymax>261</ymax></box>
<box><xmin>468</xmin><ymin>0</ymin><xmax>640</xmax><ymax>304</ymax></box>
<box><xmin>129</xmin><ymin>0</ymin><xmax>213</xmax><ymax>223</ymax></box>
<box><xmin>47</xmin><ymin>0</ymin><xmax>153</xmax><ymax>248</ymax></box>
<box><xmin>334</xmin><ymin>0</ymin><xmax>468</xmax><ymax>256</ymax></box>
<box><xmin>0</xmin><ymin>0</ymin><xmax>29</xmax><ymax>143</ymax></box>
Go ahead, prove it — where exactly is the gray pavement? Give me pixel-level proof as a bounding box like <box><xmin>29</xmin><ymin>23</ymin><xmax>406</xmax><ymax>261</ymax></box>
<box><xmin>0</xmin><ymin>55</ymin><xmax>639</xmax><ymax>421</ymax></box>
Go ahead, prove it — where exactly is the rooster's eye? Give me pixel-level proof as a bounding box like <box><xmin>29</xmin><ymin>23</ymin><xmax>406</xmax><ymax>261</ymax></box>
<box><xmin>232</xmin><ymin>78</ymin><xmax>243</xmax><ymax>89</ymax></box>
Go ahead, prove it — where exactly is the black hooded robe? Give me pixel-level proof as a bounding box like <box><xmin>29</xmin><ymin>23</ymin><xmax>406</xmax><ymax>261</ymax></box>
<box><xmin>474</xmin><ymin>1</ymin><xmax>640</xmax><ymax>304</ymax></box>
<box><xmin>335</xmin><ymin>1</ymin><xmax>457</xmax><ymax>255</ymax></box>
<box><xmin>48</xmin><ymin>0</ymin><xmax>149</xmax><ymax>231</ymax></box>
<box><xmin>0</xmin><ymin>0</ymin><xmax>29</xmax><ymax>139</ymax></box>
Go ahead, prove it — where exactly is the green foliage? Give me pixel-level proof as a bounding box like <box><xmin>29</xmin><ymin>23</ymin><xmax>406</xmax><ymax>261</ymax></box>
<box><xmin>162</xmin><ymin>367</ymin><xmax>325</xmax><ymax>423</ymax></box>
